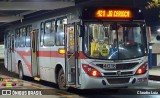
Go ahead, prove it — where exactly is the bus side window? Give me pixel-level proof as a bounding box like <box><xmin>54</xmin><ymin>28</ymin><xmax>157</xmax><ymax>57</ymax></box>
<box><xmin>26</xmin><ymin>25</ymin><xmax>31</xmax><ymax>47</ymax></box>
<box><xmin>56</xmin><ymin>18</ymin><xmax>67</xmax><ymax>46</ymax></box>
<box><xmin>40</xmin><ymin>22</ymin><xmax>44</xmax><ymax>46</ymax></box>
<box><xmin>22</xmin><ymin>27</ymin><xmax>26</xmax><ymax>47</ymax></box>
<box><xmin>7</xmin><ymin>35</ymin><xmax>11</xmax><ymax>51</ymax></box>
<box><xmin>50</xmin><ymin>20</ymin><xmax>56</xmax><ymax>44</ymax></box>
<box><xmin>44</xmin><ymin>21</ymin><xmax>55</xmax><ymax>46</ymax></box>
<box><xmin>19</xmin><ymin>28</ymin><xmax>24</xmax><ymax>47</ymax></box>
<box><xmin>4</xmin><ymin>34</ymin><xmax>7</xmax><ymax>49</ymax></box>
<box><xmin>11</xmin><ymin>35</ymin><xmax>14</xmax><ymax>52</ymax></box>
<box><xmin>15</xmin><ymin>29</ymin><xmax>20</xmax><ymax>48</ymax></box>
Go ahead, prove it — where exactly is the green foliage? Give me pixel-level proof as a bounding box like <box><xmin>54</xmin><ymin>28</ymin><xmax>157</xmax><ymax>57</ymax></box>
<box><xmin>145</xmin><ymin>0</ymin><xmax>160</xmax><ymax>9</ymax></box>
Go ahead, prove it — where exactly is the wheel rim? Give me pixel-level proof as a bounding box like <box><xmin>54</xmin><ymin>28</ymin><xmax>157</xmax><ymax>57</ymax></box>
<box><xmin>59</xmin><ymin>74</ymin><xmax>66</xmax><ymax>89</ymax></box>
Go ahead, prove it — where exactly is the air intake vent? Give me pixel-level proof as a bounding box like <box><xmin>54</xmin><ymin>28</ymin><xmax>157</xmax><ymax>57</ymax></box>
<box><xmin>107</xmin><ymin>78</ymin><xmax>130</xmax><ymax>84</ymax></box>
<box><xmin>97</xmin><ymin>63</ymin><xmax>138</xmax><ymax>70</ymax></box>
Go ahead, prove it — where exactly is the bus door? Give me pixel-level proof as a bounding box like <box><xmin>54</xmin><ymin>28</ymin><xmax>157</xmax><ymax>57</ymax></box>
<box><xmin>7</xmin><ymin>34</ymin><xmax>15</xmax><ymax>72</ymax></box>
<box><xmin>11</xmin><ymin>35</ymin><xmax>16</xmax><ymax>72</ymax></box>
<box><xmin>64</xmin><ymin>23</ymin><xmax>80</xmax><ymax>87</ymax></box>
<box><xmin>30</xmin><ymin>30</ymin><xmax>40</xmax><ymax>78</ymax></box>
<box><xmin>7</xmin><ymin>34</ymin><xmax>12</xmax><ymax>71</ymax></box>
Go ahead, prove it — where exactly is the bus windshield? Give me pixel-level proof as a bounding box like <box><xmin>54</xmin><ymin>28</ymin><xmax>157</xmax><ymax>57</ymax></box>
<box><xmin>83</xmin><ymin>22</ymin><xmax>147</xmax><ymax>60</ymax></box>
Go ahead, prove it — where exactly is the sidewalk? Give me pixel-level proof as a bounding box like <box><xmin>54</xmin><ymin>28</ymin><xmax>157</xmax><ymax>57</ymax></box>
<box><xmin>149</xmin><ymin>66</ymin><xmax>160</xmax><ymax>81</ymax></box>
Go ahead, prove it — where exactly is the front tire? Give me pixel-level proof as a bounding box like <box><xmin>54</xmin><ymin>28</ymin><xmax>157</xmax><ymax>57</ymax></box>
<box><xmin>57</xmin><ymin>68</ymin><xmax>68</xmax><ymax>90</ymax></box>
<box><xmin>18</xmin><ymin>63</ymin><xmax>24</xmax><ymax>80</ymax></box>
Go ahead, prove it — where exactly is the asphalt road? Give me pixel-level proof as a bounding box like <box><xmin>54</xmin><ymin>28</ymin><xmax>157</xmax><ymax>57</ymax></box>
<box><xmin>1</xmin><ymin>62</ymin><xmax>160</xmax><ymax>98</ymax></box>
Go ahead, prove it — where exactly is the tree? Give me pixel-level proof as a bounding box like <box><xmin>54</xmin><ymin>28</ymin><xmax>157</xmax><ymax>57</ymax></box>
<box><xmin>146</xmin><ymin>0</ymin><xmax>160</xmax><ymax>9</ymax></box>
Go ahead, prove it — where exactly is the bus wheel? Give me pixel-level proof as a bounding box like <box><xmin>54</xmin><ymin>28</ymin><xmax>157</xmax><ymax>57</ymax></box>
<box><xmin>18</xmin><ymin>63</ymin><xmax>24</xmax><ymax>79</ymax></box>
<box><xmin>58</xmin><ymin>69</ymin><xmax>68</xmax><ymax>90</ymax></box>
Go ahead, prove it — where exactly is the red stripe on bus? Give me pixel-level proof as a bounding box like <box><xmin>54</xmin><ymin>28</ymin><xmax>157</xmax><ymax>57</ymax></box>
<box><xmin>79</xmin><ymin>51</ymin><xmax>88</xmax><ymax>59</ymax></box>
<box><xmin>38</xmin><ymin>51</ymin><xmax>88</xmax><ymax>59</ymax></box>
<box><xmin>37</xmin><ymin>51</ymin><xmax>65</xmax><ymax>58</ymax></box>
<box><xmin>16</xmin><ymin>50</ymin><xmax>31</xmax><ymax>56</ymax></box>
<box><xmin>16</xmin><ymin>50</ymin><xmax>88</xmax><ymax>59</ymax></box>
<box><xmin>15</xmin><ymin>50</ymin><xmax>88</xmax><ymax>76</ymax></box>
<box><xmin>16</xmin><ymin>51</ymin><xmax>32</xmax><ymax>75</ymax></box>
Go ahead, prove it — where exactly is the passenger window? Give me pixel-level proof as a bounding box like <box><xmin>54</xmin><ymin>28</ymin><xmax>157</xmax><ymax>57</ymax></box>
<box><xmin>19</xmin><ymin>28</ymin><xmax>25</xmax><ymax>47</ymax></box>
<box><xmin>45</xmin><ymin>22</ymin><xmax>52</xmax><ymax>34</ymax></box>
<box><xmin>22</xmin><ymin>27</ymin><xmax>26</xmax><ymax>47</ymax></box>
<box><xmin>15</xmin><ymin>29</ymin><xmax>20</xmax><ymax>47</ymax></box>
<box><xmin>4</xmin><ymin>34</ymin><xmax>7</xmax><ymax>48</ymax></box>
<box><xmin>51</xmin><ymin>20</ymin><xmax>56</xmax><ymax>32</ymax></box>
<box><xmin>56</xmin><ymin>18</ymin><xmax>67</xmax><ymax>46</ymax></box>
<box><xmin>44</xmin><ymin>21</ymin><xmax>55</xmax><ymax>46</ymax></box>
<box><xmin>22</xmin><ymin>28</ymin><xmax>26</xmax><ymax>36</ymax></box>
<box><xmin>26</xmin><ymin>26</ymin><xmax>32</xmax><ymax>47</ymax></box>
<box><xmin>11</xmin><ymin>35</ymin><xmax>14</xmax><ymax>52</ymax></box>
<box><xmin>7</xmin><ymin>35</ymin><xmax>11</xmax><ymax>51</ymax></box>
<box><xmin>20</xmin><ymin>28</ymin><xmax>23</xmax><ymax>37</ymax></box>
<box><xmin>40</xmin><ymin>22</ymin><xmax>44</xmax><ymax>46</ymax></box>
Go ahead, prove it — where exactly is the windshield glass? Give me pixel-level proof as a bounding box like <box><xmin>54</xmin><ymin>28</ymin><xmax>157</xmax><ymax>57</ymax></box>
<box><xmin>83</xmin><ymin>22</ymin><xmax>147</xmax><ymax>60</ymax></box>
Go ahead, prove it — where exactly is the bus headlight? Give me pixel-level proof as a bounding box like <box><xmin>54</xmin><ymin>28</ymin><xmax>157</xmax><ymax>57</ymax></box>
<box><xmin>82</xmin><ymin>64</ymin><xmax>102</xmax><ymax>77</ymax></box>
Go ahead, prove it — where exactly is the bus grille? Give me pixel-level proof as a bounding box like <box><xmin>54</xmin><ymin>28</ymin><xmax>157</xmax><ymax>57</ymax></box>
<box><xmin>97</xmin><ymin>63</ymin><xmax>138</xmax><ymax>70</ymax></box>
<box><xmin>107</xmin><ymin>78</ymin><xmax>130</xmax><ymax>84</ymax></box>
<box><xmin>103</xmin><ymin>71</ymin><xmax>134</xmax><ymax>76</ymax></box>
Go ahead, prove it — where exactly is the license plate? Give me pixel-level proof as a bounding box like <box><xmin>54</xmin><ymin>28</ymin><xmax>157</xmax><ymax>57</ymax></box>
<box><xmin>103</xmin><ymin>64</ymin><xmax>116</xmax><ymax>70</ymax></box>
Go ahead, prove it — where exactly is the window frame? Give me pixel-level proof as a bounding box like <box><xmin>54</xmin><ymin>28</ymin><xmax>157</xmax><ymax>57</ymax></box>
<box><xmin>25</xmin><ymin>25</ymin><xmax>32</xmax><ymax>47</ymax></box>
<box><xmin>44</xmin><ymin>20</ymin><xmax>52</xmax><ymax>34</ymax></box>
<box><xmin>43</xmin><ymin>19</ymin><xmax>56</xmax><ymax>46</ymax></box>
<box><xmin>55</xmin><ymin>17</ymin><xmax>67</xmax><ymax>46</ymax></box>
<box><xmin>19</xmin><ymin>27</ymin><xmax>26</xmax><ymax>47</ymax></box>
<box><xmin>15</xmin><ymin>28</ymin><xmax>20</xmax><ymax>48</ymax></box>
<box><xmin>40</xmin><ymin>22</ymin><xmax>44</xmax><ymax>47</ymax></box>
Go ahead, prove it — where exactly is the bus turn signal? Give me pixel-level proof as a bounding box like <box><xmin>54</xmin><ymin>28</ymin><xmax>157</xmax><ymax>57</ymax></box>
<box><xmin>58</xmin><ymin>48</ymin><xmax>65</xmax><ymax>54</ymax></box>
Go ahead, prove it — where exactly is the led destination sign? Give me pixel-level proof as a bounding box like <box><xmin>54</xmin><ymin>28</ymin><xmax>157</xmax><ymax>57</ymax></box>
<box><xmin>96</xmin><ymin>9</ymin><xmax>132</xmax><ymax>18</ymax></box>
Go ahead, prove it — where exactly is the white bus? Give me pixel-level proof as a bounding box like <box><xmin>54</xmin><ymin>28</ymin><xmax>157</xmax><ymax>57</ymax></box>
<box><xmin>0</xmin><ymin>44</ymin><xmax>4</xmax><ymax>60</ymax></box>
<box><xmin>4</xmin><ymin>6</ymin><xmax>149</xmax><ymax>89</ymax></box>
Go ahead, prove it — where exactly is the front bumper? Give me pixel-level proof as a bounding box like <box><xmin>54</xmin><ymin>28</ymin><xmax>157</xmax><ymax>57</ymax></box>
<box><xmin>80</xmin><ymin>72</ymin><xmax>148</xmax><ymax>89</ymax></box>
